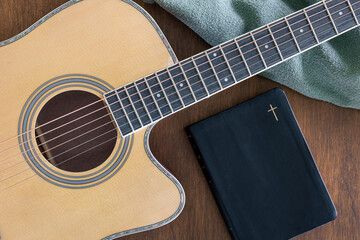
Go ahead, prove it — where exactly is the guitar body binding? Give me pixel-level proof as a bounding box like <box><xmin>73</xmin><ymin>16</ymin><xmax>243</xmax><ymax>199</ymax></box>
<box><xmin>0</xmin><ymin>0</ymin><xmax>185</xmax><ymax>239</ymax></box>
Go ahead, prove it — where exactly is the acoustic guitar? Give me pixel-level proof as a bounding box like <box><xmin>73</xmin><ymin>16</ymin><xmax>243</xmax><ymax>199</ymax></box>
<box><xmin>0</xmin><ymin>0</ymin><xmax>358</xmax><ymax>239</ymax></box>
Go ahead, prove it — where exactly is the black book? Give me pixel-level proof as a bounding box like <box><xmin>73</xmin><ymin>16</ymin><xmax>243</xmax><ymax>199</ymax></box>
<box><xmin>186</xmin><ymin>88</ymin><xmax>337</xmax><ymax>240</ymax></box>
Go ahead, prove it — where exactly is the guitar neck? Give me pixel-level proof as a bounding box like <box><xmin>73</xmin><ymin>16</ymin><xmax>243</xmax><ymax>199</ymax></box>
<box><xmin>105</xmin><ymin>0</ymin><xmax>360</xmax><ymax>136</ymax></box>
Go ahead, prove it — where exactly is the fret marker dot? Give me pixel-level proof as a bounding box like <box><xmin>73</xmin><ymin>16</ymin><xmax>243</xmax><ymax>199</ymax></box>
<box><xmin>264</xmin><ymin>44</ymin><xmax>269</xmax><ymax>49</ymax></box>
<box><xmin>213</xmin><ymin>53</ymin><xmax>217</xmax><ymax>57</ymax></box>
<box><xmin>300</xmin><ymin>29</ymin><xmax>304</xmax><ymax>33</ymax></box>
<box><xmin>224</xmin><ymin>77</ymin><xmax>228</xmax><ymax>82</ymax></box>
<box><xmin>179</xmin><ymin>83</ymin><xmax>184</xmax><ymax>87</ymax></box>
<box><xmin>339</xmin><ymin>11</ymin><xmax>343</xmax><ymax>15</ymax></box>
<box><xmin>156</xmin><ymin>93</ymin><xmax>161</xmax><ymax>98</ymax></box>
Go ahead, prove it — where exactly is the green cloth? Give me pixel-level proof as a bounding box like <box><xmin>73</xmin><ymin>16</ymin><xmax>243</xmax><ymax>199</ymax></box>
<box><xmin>145</xmin><ymin>0</ymin><xmax>360</xmax><ymax>109</ymax></box>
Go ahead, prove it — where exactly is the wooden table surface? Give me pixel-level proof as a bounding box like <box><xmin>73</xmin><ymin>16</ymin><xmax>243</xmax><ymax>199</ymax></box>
<box><xmin>1</xmin><ymin>0</ymin><xmax>359</xmax><ymax>239</ymax></box>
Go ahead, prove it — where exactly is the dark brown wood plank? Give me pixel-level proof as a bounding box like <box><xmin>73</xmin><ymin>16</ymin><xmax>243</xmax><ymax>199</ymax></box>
<box><xmin>1</xmin><ymin>0</ymin><xmax>359</xmax><ymax>239</ymax></box>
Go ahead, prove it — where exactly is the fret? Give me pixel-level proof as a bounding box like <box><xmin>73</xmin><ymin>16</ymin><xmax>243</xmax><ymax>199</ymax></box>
<box><xmin>115</xmin><ymin>90</ymin><xmax>134</xmax><ymax>133</ymax></box>
<box><xmin>105</xmin><ymin>0</ymin><xmax>360</xmax><ymax>138</ymax></box>
<box><xmin>347</xmin><ymin>0</ymin><xmax>360</xmax><ymax>25</ymax></box>
<box><xmin>115</xmin><ymin>89</ymin><xmax>134</xmax><ymax>131</ymax></box>
<box><xmin>306</xmin><ymin>2</ymin><xmax>337</xmax><ymax>42</ymax></box>
<box><xmin>135</xmin><ymin>79</ymin><xmax>162</xmax><ymax>121</ymax></box>
<box><xmin>157</xmin><ymin>68</ymin><xmax>184</xmax><ymax>111</ymax></box>
<box><xmin>221</xmin><ymin>40</ymin><xmax>251</xmax><ymax>81</ymax></box>
<box><xmin>323</xmin><ymin>0</ymin><xmax>339</xmax><ymax>34</ymax></box>
<box><xmin>124</xmin><ymin>85</ymin><xmax>143</xmax><ymax>127</ymax></box>
<box><xmin>155</xmin><ymin>72</ymin><xmax>174</xmax><ymax>112</ymax></box>
<box><xmin>182</xmin><ymin>58</ymin><xmax>209</xmax><ymax>100</ymax></box>
<box><xmin>130</xmin><ymin>82</ymin><xmax>152</xmax><ymax>125</ymax></box>
<box><xmin>204</xmin><ymin>52</ymin><xmax>223</xmax><ymax>90</ymax></box>
<box><xmin>231</xmin><ymin>39</ymin><xmax>251</xmax><ymax>77</ymax></box>
<box><xmin>143</xmin><ymin>78</ymin><xmax>163</xmax><ymax>118</ymax></box>
<box><xmin>168</xmin><ymin>64</ymin><xmax>196</xmax><ymax>105</ymax></box>
<box><xmin>303</xmin><ymin>9</ymin><xmax>320</xmax><ymax>44</ymax></box>
<box><xmin>145</xmin><ymin>74</ymin><xmax>172</xmax><ymax>117</ymax></box>
<box><xmin>206</xmin><ymin>46</ymin><xmax>236</xmax><ymax>88</ymax></box>
<box><xmin>179</xmin><ymin>64</ymin><xmax>197</xmax><ymax>100</ymax></box>
<box><xmin>219</xmin><ymin>46</ymin><xmax>237</xmax><ymax>84</ymax></box>
<box><xmin>104</xmin><ymin>91</ymin><xmax>132</xmax><ymax>136</ymax></box>
<box><xmin>253</xmin><ymin>26</ymin><xmax>282</xmax><ymax>67</ymax></box>
<box><xmin>250</xmin><ymin>32</ymin><xmax>268</xmax><ymax>68</ymax></box>
<box><xmin>284</xmin><ymin>17</ymin><xmax>302</xmax><ymax>52</ymax></box>
<box><xmin>193</xmin><ymin>52</ymin><xmax>221</xmax><ymax>94</ymax></box>
<box><xmin>287</xmin><ymin>11</ymin><xmax>318</xmax><ymax>51</ymax></box>
<box><xmin>191</xmin><ymin>57</ymin><xmax>210</xmax><ymax>96</ymax></box>
<box><xmin>267</xmin><ymin>25</ymin><xmax>284</xmax><ymax>61</ymax></box>
<box><xmin>236</xmin><ymin>33</ymin><xmax>266</xmax><ymax>75</ymax></box>
<box><xmin>326</xmin><ymin>0</ymin><xmax>358</xmax><ymax>33</ymax></box>
<box><xmin>116</xmin><ymin>87</ymin><xmax>142</xmax><ymax>131</ymax></box>
<box><xmin>269</xmin><ymin>19</ymin><xmax>299</xmax><ymax>59</ymax></box>
<box><xmin>349</xmin><ymin>0</ymin><xmax>360</xmax><ymax>23</ymax></box>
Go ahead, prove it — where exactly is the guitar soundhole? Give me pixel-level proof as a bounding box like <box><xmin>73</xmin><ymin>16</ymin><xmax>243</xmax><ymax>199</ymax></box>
<box><xmin>35</xmin><ymin>90</ymin><xmax>117</xmax><ymax>172</ymax></box>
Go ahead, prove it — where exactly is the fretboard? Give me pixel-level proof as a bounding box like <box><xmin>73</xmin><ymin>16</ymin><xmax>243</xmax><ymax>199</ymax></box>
<box><xmin>105</xmin><ymin>0</ymin><xmax>360</xmax><ymax>136</ymax></box>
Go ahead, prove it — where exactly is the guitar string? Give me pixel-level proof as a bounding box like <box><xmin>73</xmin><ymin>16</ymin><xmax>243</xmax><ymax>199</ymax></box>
<box><xmin>0</xmin><ymin>0</ymin><xmax>351</xmax><ymax>158</ymax></box>
<box><xmin>0</xmin><ymin>25</ymin><xmax>355</xmax><ymax>195</ymax></box>
<box><xmin>0</xmin><ymin>127</ymin><xmax>117</xmax><ymax>183</ymax></box>
<box><xmin>0</xmin><ymin>135</ymin><xmax>119</xmax><ymax>194</ymax></box>
<box><xmin>0</xmin><ymin>0</ymin><xmax>338</xmax><ymax>147</ymax></box>
<box><xmin>0</xmin><ymin>2</ymin><xmax>357</xmax><ymax>164</ymax></box>
<box><xmin>0</xmin><ymin>12</ymin><xmax>358</xmax><ymax>191</ymax></box>
<box><xmin>2</xmin><ymin>19</ymin><xmax>332</xmax><ymax>172</ymax></box>
<box><xmin>0</xmin><ymin>7</ymin><xmax>350</xmax><ymax>166</ymax></box>
<box><xmin>92</xmin><ymin>2</ymin><xmax>358</xmax><ymax>132</ymax></box>
<box><xmin>0</xmin><ymin>11</ymin><xmax>358</xmax><ymax>192</ymax></box>
<box><xmin>0</xmin><ymin>120</ymin><xmax>116</xmax><ymax>172</ymax></box>
<box><xmin>0</xmin><ymin>0</ymin><xmax>345</xmax><ymax>146</ymax></box>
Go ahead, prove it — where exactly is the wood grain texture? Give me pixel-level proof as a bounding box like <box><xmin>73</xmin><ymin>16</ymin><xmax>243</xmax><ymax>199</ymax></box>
<box><xmin>1</xmin><ymin>0</ymin><xmax>359</xmax><ymax>239</ymax></box>
<box><xmin>0</xmin><ymin>0</ymin><xmax>182</xmax><ymax>239</ymax></box>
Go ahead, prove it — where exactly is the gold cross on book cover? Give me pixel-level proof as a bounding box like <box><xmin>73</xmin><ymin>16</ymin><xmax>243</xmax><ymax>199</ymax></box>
<box><xmin>268</xmin><ymin>104</ymin><xmax>279</xmax><ymax>121</ymax></box>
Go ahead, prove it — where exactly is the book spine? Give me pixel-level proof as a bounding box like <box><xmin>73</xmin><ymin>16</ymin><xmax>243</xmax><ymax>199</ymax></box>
<box><xmin>186</xmin><ymin>128</ymin><xmax>240</xmax><ymax>240</ymax></box>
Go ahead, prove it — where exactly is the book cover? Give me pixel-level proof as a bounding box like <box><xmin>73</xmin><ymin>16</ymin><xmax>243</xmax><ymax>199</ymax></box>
<box><xmin>186</xmin><ymin>88</ymin><xmax>337</xmax><ymax>240</ymax></box>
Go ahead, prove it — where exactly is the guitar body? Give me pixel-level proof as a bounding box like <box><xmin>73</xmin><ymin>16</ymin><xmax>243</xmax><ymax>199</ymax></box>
<box><xmin>0</xmin><ymin>0</ymin><xmax>184</xmax><ymax>239</ymax></box>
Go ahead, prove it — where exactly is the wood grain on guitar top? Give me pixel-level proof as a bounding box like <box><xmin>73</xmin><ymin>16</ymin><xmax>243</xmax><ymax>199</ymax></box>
<box><xmin>0</xmin><ymin>0</ymin><xmax>184</xmax><ymax>239</ymax></box>
<box><xmin>1</xmin><ymin>0</ymin><xmax>360</xmax><ymax>239</ymax></box>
